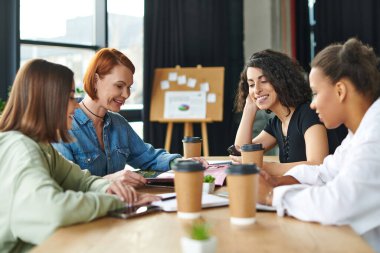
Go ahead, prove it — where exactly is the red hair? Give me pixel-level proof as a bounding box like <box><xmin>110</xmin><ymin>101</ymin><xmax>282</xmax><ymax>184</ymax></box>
<box><xmin>83</xmin><ymin>48</ymin><xmax>135</xmax><ymax>99</ymax></box>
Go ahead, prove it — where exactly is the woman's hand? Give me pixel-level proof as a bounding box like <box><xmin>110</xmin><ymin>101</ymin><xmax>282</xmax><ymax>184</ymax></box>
<box><xmin>104</xmin><ymin>170</ymin><xmax>147</xmax><ymax>188</ymax></box>
<box><xmin>258</xmin><ymin>170</ymin><xmax>276</xmax><ymax>206</ymax></box>
<box><xmin>134</xmin><ymin>193</ymin><xmax>161</xmax><ymax>206</ymax></box>
<box><xmin>229</xmin><ymin>155</ymin><xmax>242</xmax><ymax>164</ymax></box>
<box><xmin>189</xmin><ymin>157</ymin><xmax>209</xmax><ymax>168</ymax></box>
<box><xmin>106</xmin><ymin>181</ymin><xmax>161</xmax><ymax>206</ymax></box>
<box><xmin>245</xmin><ymin>93</ymin><xmax>259</xmax><ymax>111</ymax></box>
<box><xmin>106</xmin><ymin>180</ymin><xmax>138</xmax><ymax>206</ymax></box>
<box><xmin>258</xmin><ymin>171</ymin><xmax>300</xmax><ymax>205</ymax></box>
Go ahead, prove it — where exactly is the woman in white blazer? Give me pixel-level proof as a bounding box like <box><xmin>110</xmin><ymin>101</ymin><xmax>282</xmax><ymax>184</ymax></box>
<box><xmin>258</xmin><ymin>38</ymin><xmax>380</xmax><ymax>252</ymax></box>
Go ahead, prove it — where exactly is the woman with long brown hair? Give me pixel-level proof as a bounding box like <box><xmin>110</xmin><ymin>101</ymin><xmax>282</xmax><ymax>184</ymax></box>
<box><xmin>0</xmin><ymin>59</ymin><xmax>158</xmax><ymax>252</ymax></box>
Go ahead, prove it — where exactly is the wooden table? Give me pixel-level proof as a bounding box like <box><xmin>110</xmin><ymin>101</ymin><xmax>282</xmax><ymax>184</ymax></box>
<box><xmin>208</xmin><ymin>155</ymin><xmax>279</xmax><ymax>163</ymax></box>
<box><xmin>31</xmin><ymin>156</ymin><xmax>374</xmax><ymax>253</ymax></box>
<box><xmin>31</xmin><ymin>193</ymin><xmax>374</xmax><ymax>252</ymax></box>
<box><xmin>30</xmin><ymin>205</ymin><xmax>373</xmax><ymax>253</ymax></box>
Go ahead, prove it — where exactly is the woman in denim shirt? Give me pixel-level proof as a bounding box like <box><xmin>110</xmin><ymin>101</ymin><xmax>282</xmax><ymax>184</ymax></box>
<box><xmin>53</xmin><ymin>48</ymin><xmax>182</xmax><ymax>187</ymax></box>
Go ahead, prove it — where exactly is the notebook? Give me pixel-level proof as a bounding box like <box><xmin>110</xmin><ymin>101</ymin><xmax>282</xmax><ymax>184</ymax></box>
<box><xmin>151</xmin><ymin>192</ymin><xmax>229</xmax><ymax>212</ymax></box>
<box><xmin>215</xmin><ymin>191</ymin><xmax>276</xmax><ymax>212</ymax></box>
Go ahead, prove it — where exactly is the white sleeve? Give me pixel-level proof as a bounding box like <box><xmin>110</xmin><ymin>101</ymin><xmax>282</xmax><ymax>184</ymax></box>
<box><xmin>284</xmin><ymin>135</ymin><xmax>350</xmax><ymax>185</ymax></box>
<box><xmin>273</xmin><ymin>133</ymin><xmax>380</xmax><ymax>235</ymax></box>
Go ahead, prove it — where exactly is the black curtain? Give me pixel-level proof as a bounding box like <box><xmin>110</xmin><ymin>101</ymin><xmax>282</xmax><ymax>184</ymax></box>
<box><xmin>0</xmin><ymin>0</ymin><xmax>19</xmax><ymax>100</ymax></box>
<box><xmin>295</xmin><ymin>0</ymin><xmax>311</xmax><ymax>72</ymax></box>
<box><xmin>314</xmin><ymin>0</ymin><xmax>380</xmax><ymax>54</ymax></box>
<box><xmin>143</xmin><ymin>0</ymin><xmax>244</xmax><ymax>155</ymax></box>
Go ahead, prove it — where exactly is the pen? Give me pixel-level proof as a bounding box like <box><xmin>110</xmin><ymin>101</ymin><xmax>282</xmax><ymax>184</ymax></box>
<box><xmin>161</xmin><ymin>195</ymin><xmax>176</xmax><ymax>201</ymax></box>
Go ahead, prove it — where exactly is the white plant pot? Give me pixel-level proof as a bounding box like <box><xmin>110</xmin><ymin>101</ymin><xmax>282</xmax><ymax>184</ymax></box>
<box><xmin>202</xmin><ymin>182</ymin><xmax>215</xmax><ymax>194</ymax></box>
<box><xmin>181</xmin><ymin>236</ymin><xmax>217</xmax><ymax>253</ymax></box>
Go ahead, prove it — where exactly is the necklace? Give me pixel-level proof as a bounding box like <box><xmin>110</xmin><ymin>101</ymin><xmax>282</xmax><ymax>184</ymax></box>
<box><xmin>81</xmin><ymin>101</ymin><xmax>104</xmax><ymax>120</ymax></box>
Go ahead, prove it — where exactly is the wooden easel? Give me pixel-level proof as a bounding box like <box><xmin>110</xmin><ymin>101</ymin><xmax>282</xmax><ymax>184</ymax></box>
<box><xmin>161</xmin><ymin>118</ymin><xmax>212</xmax><ymax>156</ymax></box>
<box><xmin>150</xmin><ymin>65</ymin><xmax>224</xmax><ymax>156</ymax></box>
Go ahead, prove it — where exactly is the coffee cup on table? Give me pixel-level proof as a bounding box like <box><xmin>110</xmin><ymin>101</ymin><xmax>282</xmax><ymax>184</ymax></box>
<box><xmin>182</xmin><ymin>136</ymin><xmax>202</xmax><ymax>158</ymax></box>
<box><xmin>173</xmin><ymin>160</ymin><xmax>205</xmax><ymax>219</ymax></box>
<box><xmin>226</xmin><ymin>164</ymin><xmax>260</xmax><ymax>226</ymax></box>
<box><xmin>240</xmin><ymin>143</ymin><xmax>264</xmax><ymax>168</ymax></box>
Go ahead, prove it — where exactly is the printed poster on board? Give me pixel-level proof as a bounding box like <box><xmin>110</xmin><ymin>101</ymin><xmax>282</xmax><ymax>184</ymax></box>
<box><xmin>164</xmin><ymin>91</ymin><xmax>206</xmax><ymax>119</ymax></box>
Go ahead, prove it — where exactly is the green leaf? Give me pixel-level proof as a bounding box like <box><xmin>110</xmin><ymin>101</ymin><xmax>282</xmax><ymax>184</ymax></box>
<box><xmin>203</xmin><ymin>175</ymin><xmax>215</xmax><ymax>183</ymax></box>
<box><xmin>0</xmin><ymin>98</ymin><xmax>6</xmax><ymax>114</ymax></box>
<box><xmin>190</xmin><ymin>222</ymin><xmax>210</xmax><ymax>240</ymax></box>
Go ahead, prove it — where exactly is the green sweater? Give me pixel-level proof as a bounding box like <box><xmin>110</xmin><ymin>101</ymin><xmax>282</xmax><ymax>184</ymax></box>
<box><xmin>0</xmin><ymin>131</ymin><xmax>124</xmax><ymax>253</ymax></box>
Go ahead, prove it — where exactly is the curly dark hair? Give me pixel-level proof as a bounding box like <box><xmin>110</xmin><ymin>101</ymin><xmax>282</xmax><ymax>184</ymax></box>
<box><xmin>311</xmin><ymin>38</ymin><xmax>380</xmax><ymax>102</ymax></box>
<box><xmin>234</xmin><ymin>50</ymin><xmax>311</xmax><ymax>114</ymax></box>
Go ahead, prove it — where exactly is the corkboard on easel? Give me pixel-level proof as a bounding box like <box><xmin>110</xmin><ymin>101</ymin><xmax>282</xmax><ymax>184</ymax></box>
<box><xmin>150</xmin><ymin>66</ymin><xmax>224</xmax><ymax>156</ymax></box>
<box><xmin>149</xmin><ymin>66</ymin><xmax>225</xmax><ymax>122</ymax></box>
<box><xmin>150</xmin><ymin>67</ymin><xmax>224</xmax><ymax>122</ymax></box>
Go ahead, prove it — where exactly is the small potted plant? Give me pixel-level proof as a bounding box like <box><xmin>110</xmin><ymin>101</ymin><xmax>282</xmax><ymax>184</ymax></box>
<box><xmin>203</xmin><ymin>175</ymin><xmax>215</xmax><ymax>194</ymax></box>
<box><xmin>0</xmin><ymin>98</ymin><xmax>6</xmax><ymax>116</ymax></box>
<box><xmin>74</xmin><ymin>87</ymin><xmax>86</xmax><ymax>102</ymax></box>
<box><xmin>181</xmin><ymin>221</ymin><xmax>217</xmax><ymax>253</ymax></box>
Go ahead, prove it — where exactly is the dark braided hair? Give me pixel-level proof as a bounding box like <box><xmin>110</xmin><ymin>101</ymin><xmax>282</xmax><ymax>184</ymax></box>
<box><xmin>235</xmin><ymin>50</ymin><xmax>311</xmax><ymax>114</ymax></box>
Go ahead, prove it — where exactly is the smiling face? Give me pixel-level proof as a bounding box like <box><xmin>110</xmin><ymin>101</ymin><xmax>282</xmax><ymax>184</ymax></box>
<box><xmin>95</xmin><ymin>64</ymin><xmax>133</xmax><ymax>112</ymax></box>
<box><xmin>309</xmin><ymin>67</ymin><xmax>344</xmax><ymax>129</ymax></box>
<box><xmin>246</xmin><ymin>67</ymin><xmax>279</xmax><ymax>110</ymax></box>
<box><xmin>67</xmin><ymin>83</ymin><xmax>79</xmax><ymax>130</ymax></box>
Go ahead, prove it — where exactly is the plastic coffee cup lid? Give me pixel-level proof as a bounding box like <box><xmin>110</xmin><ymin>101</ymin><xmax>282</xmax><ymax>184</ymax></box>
<box><xmin>226</xmin><ymin>164</ymin><xmax>259</xmax><ymax>175</ymax></box>
<box><xmin>230</xmin><ymin>217</ymin><xmax>256</xmax><ymax>225</ymax></box>
<box><xmin>182</xmin><ymin>136</ymin><xmax>202</xmax><ymax>143</ymax></box>
<box><xmin>177</xmin><ymin>212</ymin><xmax>201</xmax><ymax>219</ymax></box>
<box><xmin>172</xmin><ymin>160</ymin><xmax>204</xmax><ymax>172</ymax></box>
<box><xmin>241</xmin><ymin>143</ymin><xmax>263</xmax><ymax>151</ymax></box>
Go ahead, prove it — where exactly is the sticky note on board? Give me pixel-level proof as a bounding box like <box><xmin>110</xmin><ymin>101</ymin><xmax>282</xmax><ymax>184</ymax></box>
<box><xmin>160</xmin><ymin>80</ymin><xmax>170</xmax><ymax>90</ymax></box>
<box><xmin>187</xmin><ymin>78</ymin><xmax>197</xmax><ymax>88</ymax></box>
<box><xmin>200</xmin><ymin>82</ymin><xmax>210</xmax><ymax>92</ymax></box>
<box><xmin>207</xmin><ymin>93</ymin><xmax>216</xmax><ymax>103</ymax></box>
<box><xmin>177</xmin><ymin>75</ymin><xmax>187</xmax><ymax>85</ymax></box>
<box><xmin>168</xmin><ymin>72</ymin><xmax>177</xmax><ymax>81</ymax></box>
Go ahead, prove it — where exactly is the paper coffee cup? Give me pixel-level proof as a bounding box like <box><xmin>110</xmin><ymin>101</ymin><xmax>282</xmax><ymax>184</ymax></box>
<box><xmin>226</xmin><ymin>164</ymin><xmax>260</xmax><ymax>225</ymax></box>
<box><xmin>241</xmin><ymin>143</ymin><xmax>264</xmax><ymax>168</ymax></box>
<box><xmin>182</xmin><ymin>136</ymin><xmax>202</xmax><ymax>158</ymax></box>
<box><xmin>173</xmin><ymin>160</ymin><xmax>204</xmax><ymax>219</ymax></box>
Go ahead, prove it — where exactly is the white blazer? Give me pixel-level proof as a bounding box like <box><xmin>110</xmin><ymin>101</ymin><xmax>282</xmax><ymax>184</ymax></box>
<box><xmin>273</xmin><ymin>98</ymin><xmax>380</xmax><ymax>253</ymax></box>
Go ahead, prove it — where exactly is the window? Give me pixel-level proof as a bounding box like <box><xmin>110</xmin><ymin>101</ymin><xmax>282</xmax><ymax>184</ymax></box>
<box><xmin>20</xmin><ymin>0</ymin><xmax>97</xmax><ymax>86</ymax></box>
<box><xmin>108</xmin><ymin>0</ymin><xmax>144</xmax><ymax>108</ymax></box>
<box><xmin>19</xmin><ymin>0</ymin><xmax>144</xmax><ymax>136</ymax></box>
<box><xmin>308</xmin><ymin>0</ymin><xmax>316</xmax><ymax>60</ymax></box>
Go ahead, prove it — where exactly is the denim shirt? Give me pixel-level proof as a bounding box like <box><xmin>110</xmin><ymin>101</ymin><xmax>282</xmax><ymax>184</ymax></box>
<box><xmin>52</xmin><ymin>109</ymin><xmax>182</xmax><ymax>176</ymax></box>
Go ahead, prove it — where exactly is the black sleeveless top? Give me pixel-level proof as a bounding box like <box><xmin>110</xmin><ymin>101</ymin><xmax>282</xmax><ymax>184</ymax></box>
<box><xmin>264</xmin><ymin>103</ymin><xmax>347</xmax><ymax>163</ymax></box>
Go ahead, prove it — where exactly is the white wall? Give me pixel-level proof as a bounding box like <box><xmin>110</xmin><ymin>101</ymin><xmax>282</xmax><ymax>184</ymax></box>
<box><xmin>244</xmin><ymin>0</ymin><xmax>284</xmax><ymax>61</ymax></box>
<box><xmin>243</xmin><ymin>0</ymin><xmax>272</xmax><ymax>61</ymax></box>
<box><xmin>243</xmin><ymin>0</ymin><xmax>280</xmax><ymax>155</ymax></box>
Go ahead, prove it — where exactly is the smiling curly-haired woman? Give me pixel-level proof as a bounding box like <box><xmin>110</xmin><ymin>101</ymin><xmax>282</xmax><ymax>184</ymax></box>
<box><xmin>233</xmin><ymin>49</ymin><xmax>346</xmax><ymax>176</ymax></box>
